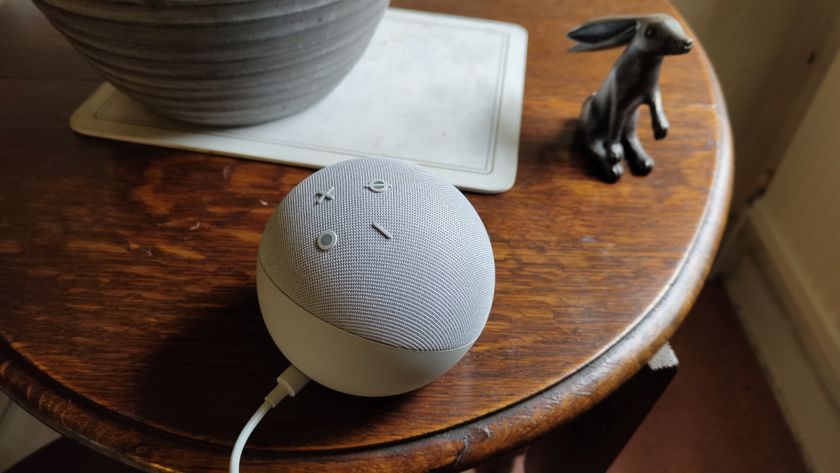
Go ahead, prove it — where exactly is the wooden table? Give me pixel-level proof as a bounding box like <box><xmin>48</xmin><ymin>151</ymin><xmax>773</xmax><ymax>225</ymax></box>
<box><xmin>0</xmin><ymin>0</ymin><xmax>731</xmax><ymax>472</ymax></box>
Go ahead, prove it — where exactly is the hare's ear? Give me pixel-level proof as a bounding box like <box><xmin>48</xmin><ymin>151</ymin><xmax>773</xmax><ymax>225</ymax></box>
<box><xmin>567</xmin><ymin>17</ymin><xmax>638</xmax><ymax>52</ymax></box>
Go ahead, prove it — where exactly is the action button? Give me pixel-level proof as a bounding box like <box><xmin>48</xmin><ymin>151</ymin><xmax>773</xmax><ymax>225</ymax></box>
<box><xmin>364</xmin><ymin>179</ymin><xmax>391</xmax><ymax>193</ymax></box>
<box><xmin>317</xmin><ymin>230</ymin><xmax>337</xmax><ymax>250</ymax></box>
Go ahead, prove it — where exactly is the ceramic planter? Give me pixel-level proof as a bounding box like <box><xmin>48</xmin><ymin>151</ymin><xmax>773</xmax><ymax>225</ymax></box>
<box><xmin>34</xmin><ymin>0</ymin><xmax>389</xmax><ymax>126</ymax></box>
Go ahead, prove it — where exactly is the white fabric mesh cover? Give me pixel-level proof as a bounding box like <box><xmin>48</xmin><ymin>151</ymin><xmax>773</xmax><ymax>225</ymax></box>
<box><xmin>259</xmin><ymin>158</ymin><xmax>495</xmax><ymax>352</ymax></box>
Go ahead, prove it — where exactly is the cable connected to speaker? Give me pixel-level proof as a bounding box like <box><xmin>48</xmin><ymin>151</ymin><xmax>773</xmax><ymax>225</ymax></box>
<box><xmin>230</xmin><ymin>365</ymin><xmax>310</xmax><ymax>473</ymax></box>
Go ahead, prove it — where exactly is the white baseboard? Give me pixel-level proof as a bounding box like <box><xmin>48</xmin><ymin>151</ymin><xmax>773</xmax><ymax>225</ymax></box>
<box><xmin>749</xmin><ymin>202</ymin><xmax>840</xmax><ymax>402</ymax></box>
<box><xmin>0</xmin><ymin>393</ymin><xmax>60</xmax><ymax>472</ymax></box>
<box><xmin>724</xmin><ymin>225</ymin><xmax>840</xmax><ymax>473</ymax></box>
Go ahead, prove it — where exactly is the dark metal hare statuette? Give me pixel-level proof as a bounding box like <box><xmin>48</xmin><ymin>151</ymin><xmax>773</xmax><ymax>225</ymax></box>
<box><xmin>568</xmin><ymin>14</ymin><xmax>693</xmax><ymax>183</ymax></box>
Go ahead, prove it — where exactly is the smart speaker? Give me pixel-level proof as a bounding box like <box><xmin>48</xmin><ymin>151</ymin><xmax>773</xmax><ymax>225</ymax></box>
<box><xmin>256</xmin><ymin>158</ymin><xmax>496</xmax><ymax>396</ymax></box>
<box><xmin>231</xmin><ymin>158</ymin><xmax>496</xmax><ymax>472</ymax></box>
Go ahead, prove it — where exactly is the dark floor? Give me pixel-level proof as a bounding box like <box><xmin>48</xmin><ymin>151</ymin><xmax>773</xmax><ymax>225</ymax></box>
<box><xmin>607</xmin><ymin>282</ymin><xmax>807</xmax><ymax>473</ymax></box>
<box><xmin>9</xmin><ymin>283</ymin><xmax>808</xmax><ymax>473</ymax></box>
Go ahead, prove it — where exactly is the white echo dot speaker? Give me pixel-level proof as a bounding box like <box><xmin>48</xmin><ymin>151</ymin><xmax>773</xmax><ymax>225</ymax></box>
<box><xmin>256</xmin><ymin>157</ymin><xmax>496</xmax><ymax>397</ymax></box>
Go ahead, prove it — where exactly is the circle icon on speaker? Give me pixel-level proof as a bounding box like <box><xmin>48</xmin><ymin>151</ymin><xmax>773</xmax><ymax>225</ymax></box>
<box><xmin>365</xmin><ymin>179</ymin><xmax>391</xmax><ymax>193</ymax></box>
<box><xmin>316</xmin><ymin>230</ymin><xmax>337</xmax><ymax>250</ymax></box>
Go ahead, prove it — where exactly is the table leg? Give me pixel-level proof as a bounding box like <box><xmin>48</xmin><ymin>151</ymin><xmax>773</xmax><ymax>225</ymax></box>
<box><xmin>471</xmin><ymin>343</ymin><xmax>679</xmax><ymax>473</ymax></box>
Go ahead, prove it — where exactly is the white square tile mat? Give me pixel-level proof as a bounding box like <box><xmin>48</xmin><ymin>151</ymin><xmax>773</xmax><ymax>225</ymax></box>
<box><xmin>70</xmin><ymin>8</ymin><xmax>528</xmax><ymax>193</ymax></box>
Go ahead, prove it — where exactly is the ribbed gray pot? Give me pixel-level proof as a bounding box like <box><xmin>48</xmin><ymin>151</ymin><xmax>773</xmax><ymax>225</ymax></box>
<box><xmin>33</xmin><ymin>0</ymin><xmax>389</xmax><ymax>126</ymax></box>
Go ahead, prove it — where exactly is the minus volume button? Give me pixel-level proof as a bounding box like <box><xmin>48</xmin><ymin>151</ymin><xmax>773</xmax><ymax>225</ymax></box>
<box><xmin>372</xmin><ymin>222</ymin><xmax>393</xmax><ymax>239</ymax></box>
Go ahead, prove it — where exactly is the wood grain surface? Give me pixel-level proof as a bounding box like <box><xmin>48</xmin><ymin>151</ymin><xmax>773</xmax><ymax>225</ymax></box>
<box><xmin>0</xmin><ymin>0</ymin><xmax>732</xmax><ymax>472</ymax></box>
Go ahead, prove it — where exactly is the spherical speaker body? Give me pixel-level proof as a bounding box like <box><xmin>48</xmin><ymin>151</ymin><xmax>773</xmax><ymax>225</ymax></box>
<box><xmin>257</xmin><ymin>158</ymin><xmax>495</xmax><ymax>396</ymax></box>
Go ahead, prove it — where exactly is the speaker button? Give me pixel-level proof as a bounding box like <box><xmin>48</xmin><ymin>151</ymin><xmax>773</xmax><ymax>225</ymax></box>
<box><xmin>317</xmin><ymin>230</ymin><xmax>337</xmax><ymax>250</ymax></box>
<box><xmin>372</xmin><ymin>222</ymin><xmax>393</xmax><ymax>239</ymax></box>
<box><xmin>315</xmin><ymin>187</ymin><xmax>335</xmax><ymax>205</ymax></box>
<box><xmin>364</xmin><ymin>179</ymin><xmax>391</xmax><ymax>193</ymax></box>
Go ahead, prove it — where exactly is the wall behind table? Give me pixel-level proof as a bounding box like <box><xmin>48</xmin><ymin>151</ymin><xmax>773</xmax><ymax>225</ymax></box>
<box><xmin>673</xmin><ymin>0</ymin><xmax>840</xmax><ymax>216</ymax></box>
<box><xmin>752</xmin><ymin>42</ymin><xmax>840</xmax><ymax>398</ymax></box>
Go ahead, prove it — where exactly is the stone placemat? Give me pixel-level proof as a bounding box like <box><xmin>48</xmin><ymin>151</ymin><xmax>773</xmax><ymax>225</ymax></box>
<box><xmin>70</xmin><ymin>8</ymin><xmax>528</xmax><ymax>193</ymax></box>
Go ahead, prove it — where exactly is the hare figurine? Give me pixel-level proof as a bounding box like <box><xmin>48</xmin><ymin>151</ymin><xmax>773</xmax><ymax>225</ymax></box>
<box><xmin>568</xmin><ymin>14</ymin><xmax>693</xmax><ymax>183</ymax></box>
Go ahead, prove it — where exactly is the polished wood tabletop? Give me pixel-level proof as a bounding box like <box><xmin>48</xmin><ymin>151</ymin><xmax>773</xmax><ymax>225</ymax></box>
<box><xmin>0</xmin><ymin>0</ymin><xmax>731</xmax><ymax>472</ymax></box>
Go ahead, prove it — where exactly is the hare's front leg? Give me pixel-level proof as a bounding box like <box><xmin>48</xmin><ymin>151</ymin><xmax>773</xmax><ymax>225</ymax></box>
<box><xmin>622</xmin><ymin>110</ymin><xmax>655</xmax><ymax>176</ymax></box>
<box><xmin>646</xmin><ymin>86</ymin><xmax>669</xmax><ymax>140</ymax></box>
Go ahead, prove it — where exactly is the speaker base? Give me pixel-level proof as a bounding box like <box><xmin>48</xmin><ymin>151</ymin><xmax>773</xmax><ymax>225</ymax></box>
<box><xmin>256</xmin><ymin>261</ymin><xmax>475</xmax><ymax>397</ymax></box>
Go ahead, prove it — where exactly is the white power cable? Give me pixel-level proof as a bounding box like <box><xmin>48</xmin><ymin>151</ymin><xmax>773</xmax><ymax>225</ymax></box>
<box><xmin>230</xmin><ymin>365</ymin><xmax>310</xmax><ymax>473</ymax></box>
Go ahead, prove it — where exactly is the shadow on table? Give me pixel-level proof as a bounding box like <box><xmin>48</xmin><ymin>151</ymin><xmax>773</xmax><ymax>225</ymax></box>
<box><xmin>134</xmin><ymin>283</ymin><xmax>411</xmax><ymax>450</ymax></box>
<box><xmin>517</xmin><ymin>118</ymin><xmax>601</xmax><ymax>185</ymax></box>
